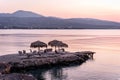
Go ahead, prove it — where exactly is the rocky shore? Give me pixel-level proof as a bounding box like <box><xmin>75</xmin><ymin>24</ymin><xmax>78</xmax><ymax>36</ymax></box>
<box><xmin>0</xmin><ymin>51</ymin><xmax>95</xmax><ymax>80</ymax></box>
<box><xmin>0</xmin><ymin>73</ymin><xmax>37</xmax><ymax>80</ymax></box>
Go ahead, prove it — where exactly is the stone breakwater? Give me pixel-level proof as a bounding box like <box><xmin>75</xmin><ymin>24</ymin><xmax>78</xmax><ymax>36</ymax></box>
<box><xmin>0</xmin><ymin>51</ymin><xmax>95</xmax><ymax>80</ymax></box>
<box><xmin>10</xmin><ymin>51</ymin><xmax>95</xmax><ymax>71</ymax></box>
<box><xmin>0</xmin><ymin>73</ymin><xmax>37</xmax><ymax>80</ymax></box>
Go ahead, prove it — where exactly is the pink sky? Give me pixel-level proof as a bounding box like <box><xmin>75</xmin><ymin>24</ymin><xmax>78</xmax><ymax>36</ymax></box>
<box><xmin>0</xmin><ymin>0</ymin><xmax>120</xmax><ymax>22</ymax></box>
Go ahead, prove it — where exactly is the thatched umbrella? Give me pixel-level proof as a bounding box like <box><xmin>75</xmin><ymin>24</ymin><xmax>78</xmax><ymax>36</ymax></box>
<box><xmin>30</xmin><ymin>40</ymin><xmax>47</xmax><ymax>52</ymax></box>
<box><xmin>48</xmin><ymin>40</ymin><xmax>62</xmax><ymax>51</ymax></box>
<box><xmin>58</xmin><ymin>42</ymin><xmax>68</xmax><ymax>52</ymax></box>
<box><xmin>59</xmin><ymin>42</ymin><xmax>68</xmax><ymax>48</ymax></box>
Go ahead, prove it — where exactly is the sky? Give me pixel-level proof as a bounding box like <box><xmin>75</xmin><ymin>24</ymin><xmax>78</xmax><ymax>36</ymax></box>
<box><xmin>0</xmin><ymin>0</ymin><xmax>120</xmax><ymax>22</ymax></box>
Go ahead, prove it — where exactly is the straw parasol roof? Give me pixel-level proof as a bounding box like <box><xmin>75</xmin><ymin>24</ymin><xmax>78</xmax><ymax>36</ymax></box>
<box><xmin>48</xmin><ymin>40</ymin><xmax>68</xmax><ymax>51</ymax></box>
<box><xmin>30</xmin><ymin>40</ymin><xmax>47</xmax><ymax>51</ymax></box>
<box><xmin>48</xmin><ymin>40</ymin><xmax>62</xmax><ymax>50</ymax></box>
<box><xmin>58</xmin><ymin>42</ymin><xmax>68</xmax><ymax>48</ymax></box>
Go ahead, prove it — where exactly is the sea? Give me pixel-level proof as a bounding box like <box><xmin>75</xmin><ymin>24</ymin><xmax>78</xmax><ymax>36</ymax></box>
<box><xmin>0</xmin><ymin>29</ymin><xmax>120</xmax><ymax>80</ymax></box>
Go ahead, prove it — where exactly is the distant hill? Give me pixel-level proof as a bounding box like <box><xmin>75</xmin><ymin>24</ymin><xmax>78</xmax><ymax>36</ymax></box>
<box><xmin>0</xmin><ymin>10</ymin><xmax>44</xmax><ymax>17</ymax></box>
<box><xmin>67</xmin><ymin>18</ymin><xmax>120</xmax><ymax>26</ymax></box>
<box><xmin>0</xmin><ymin>10</ymin><xmax>120</xmax><ymax>29</ymax></box>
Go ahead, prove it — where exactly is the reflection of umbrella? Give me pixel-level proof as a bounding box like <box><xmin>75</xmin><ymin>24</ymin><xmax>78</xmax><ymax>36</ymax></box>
<box><xmin>30</xmin><ymin>40</ymin><xmax>47</xmax><ymax>51</ymax></box>
<box><xmin>48</xmin><ymin>40</ymin><xmax>62</xmax><ymax>51</ymax></box>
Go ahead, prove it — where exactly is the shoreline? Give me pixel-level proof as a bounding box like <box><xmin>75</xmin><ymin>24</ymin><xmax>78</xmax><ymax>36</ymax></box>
<box><xmin>0</xmin><ymin>51</ymin><xmax>95</xmax><ymax>80</ymax></box>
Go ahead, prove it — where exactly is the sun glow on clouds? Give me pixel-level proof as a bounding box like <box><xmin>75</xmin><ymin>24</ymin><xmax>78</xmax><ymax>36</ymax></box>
<box><xmin>0</xmin><ymin>0</ymin><xmax>120</xmax><ymax>21</ymax></box>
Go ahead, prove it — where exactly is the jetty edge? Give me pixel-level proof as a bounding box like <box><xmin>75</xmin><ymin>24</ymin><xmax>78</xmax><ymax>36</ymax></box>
<box><xmin>0</xmin><ymin>51</ymin><xmax>95</xmax><ymax>72</ymax></box>
<box><xmin>0</xmin><ymin>51</ymin><xmax>95</xmax><ymax>80</ymax></box>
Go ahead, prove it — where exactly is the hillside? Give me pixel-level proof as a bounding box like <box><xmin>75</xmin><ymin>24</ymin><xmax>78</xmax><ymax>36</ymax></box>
<box><xmin>0</xmin><ymin>10</ymin><xmax>120</xmax><ymax>29</ymax></box>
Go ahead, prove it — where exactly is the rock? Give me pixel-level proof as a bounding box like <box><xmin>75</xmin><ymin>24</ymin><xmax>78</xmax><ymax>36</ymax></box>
<box><xmin>0</xmin><ymin>73</ymin><xmax>37</xmax><ymax>80</ymax></box>
<box><xmin>2</xmin><ymin>51</ymin><xmax>95</xmax><ymax>71</ymax></box>
<box><xmin>0</xmin><ymin>63</ymin><xmax>11</xmax><ymax>74</ymax></box>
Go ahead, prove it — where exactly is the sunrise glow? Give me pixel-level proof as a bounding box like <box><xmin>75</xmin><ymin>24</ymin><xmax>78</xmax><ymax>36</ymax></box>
<box><xmin>0</xmin><ymin>0</ymin><xmax>120</xmax><ymax>22</ymax></box>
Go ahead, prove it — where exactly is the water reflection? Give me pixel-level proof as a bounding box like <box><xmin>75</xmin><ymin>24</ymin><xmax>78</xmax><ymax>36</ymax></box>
<box><xmin>25</xmin><ymin>67</ymin><xmax>67</xmax><ymax>80</ymax></box>
<box><xmin>24</xmin><ymin>67</ymin><xmax>68</xmax><ymax>80</ymax></box>
<box><xmin>0</xmin><ymin>30</ymin><xmax>120</xmax><ymax>80</ymax></box>
<box><xmin>26</xmin><ymin>68</ymin><xmax>46</xmax><ymax>80</ymax></box>
<box><xmin>50</xmin><ymin>67</ymin><xmax>67</xmax><ymax>80</ymax></box>
<box><xmin>18</xmin><ymin>63</ymin><xmax>88</xmax><ymax>80</ymax></box>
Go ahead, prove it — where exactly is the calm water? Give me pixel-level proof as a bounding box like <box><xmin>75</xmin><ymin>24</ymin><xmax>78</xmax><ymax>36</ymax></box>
<box><xmin>0</xmin><ymin>29</ymin><xmax>120</xmax><ymax>80</ymax></box>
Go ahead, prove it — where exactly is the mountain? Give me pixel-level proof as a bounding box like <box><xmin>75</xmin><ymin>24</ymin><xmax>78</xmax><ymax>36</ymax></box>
<box><xmin>0</xmin><ymin>10</ymin><xmax>120</xmax><ymax>29</ymax></box>
<box><xmin>0</xmin><ymin>10</ymin><xmax>44</xmax><ymax>17</ymax></box>
<box><xmin>67</xmin><ymin>18</ymin><xmax>120</xmax><ymax>26</ymax></box>
<box><xmin>12</xmin><ymin>10</ymin><xmax>44</xmax><ymax>17</ymax></box>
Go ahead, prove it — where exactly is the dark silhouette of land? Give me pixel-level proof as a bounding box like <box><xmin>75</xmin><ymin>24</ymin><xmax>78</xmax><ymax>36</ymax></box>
<box><xmin>0</xmin><ymin>10</ymin><xmax>120</xmax><ymax>29</ymax></box>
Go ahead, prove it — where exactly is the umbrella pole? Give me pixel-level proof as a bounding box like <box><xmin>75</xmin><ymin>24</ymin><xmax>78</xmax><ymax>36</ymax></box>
<box><xmin>58</xmin><ymin>46</ymin><xmax>60</xmax><ymax>50</ymax></box>
<box><xmin>38</xmin><ymin>47</ymin><xmax>40</xmax><ymax>52</ymax></box>
<box><xmin>55</xmin><ymin>46</ymin><xmax>56</xmax><ymax>51</ymax></box>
